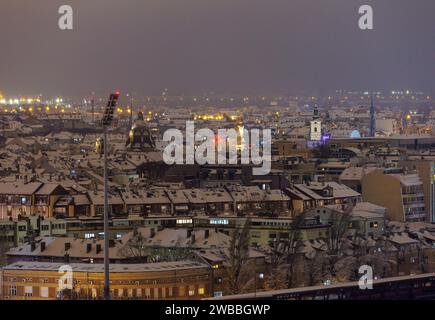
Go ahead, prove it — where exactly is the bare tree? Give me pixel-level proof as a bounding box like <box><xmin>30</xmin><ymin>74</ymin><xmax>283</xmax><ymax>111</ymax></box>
<box><xmin>328</xmin><ymin>206</ymin><xmax>353</xmax><ymax>254</ymax></box>
<box><xmin>333</xmin><ymin>256</ymin><xmax>358</xmax><ymax>282</ymax></box>
<box><xmin>264</xmin><ymin>213</ymin><xmax>307</xmax><ymax>289</ymax></box>
<box><xmin>0</xmin><ymin>228</ymin><xmax>10</xmax><ymax>266</ymax></box>
<box><xmin>120</xmin><ymin>228</ymin><xmax>194</xmax><ymax>263</ymax></box>
<box><xmin>306</xmin><ymin>252</ymin><xmax>332</xmax><ymax>286</ymax></box>
<box><xmin>224</xmin><ymin>218</ymin><xmax>251</xmax><ymax>295</ymax></box>
<box><xmin>263</xmin><ymin>241</ymin><xmax>290</xmax><ymax>291</ymax></box>
<box><xmin>119</xmin><ymin>227</ymin><xmax>149</xmax><ymax>262</ymax></box>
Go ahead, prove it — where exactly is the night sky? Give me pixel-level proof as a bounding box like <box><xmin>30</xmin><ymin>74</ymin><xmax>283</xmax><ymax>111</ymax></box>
<box><xmin>0</xmin><ymin>0</ymin><xmax>434</xmax><ymax>97</ymax></box>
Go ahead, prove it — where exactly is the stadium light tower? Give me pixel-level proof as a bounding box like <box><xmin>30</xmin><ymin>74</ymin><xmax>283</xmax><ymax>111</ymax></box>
<box><xmin>101</xmin><ymin>91</ymin><xmax>120</xmax><ymax>300</ymax></box>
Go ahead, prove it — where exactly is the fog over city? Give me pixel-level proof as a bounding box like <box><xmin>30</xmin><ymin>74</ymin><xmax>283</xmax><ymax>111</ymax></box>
<box><xmin>1</xmin><ymin>0</ymin><xmax>435</xmax><ymax>305</ymax></box>
<box><xmin>0</xmin><ymin>0</ymin><xmax>434</xmax><ymax>97</ymax></box>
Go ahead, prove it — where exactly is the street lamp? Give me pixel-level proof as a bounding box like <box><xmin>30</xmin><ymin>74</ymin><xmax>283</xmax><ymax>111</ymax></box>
<box><xmin>102</xmin><ymin>91</ymin><xmax>120</xmax><ymax>300</ymax></box>
<box><xmin>254</xmin><ymin>272</ymin><xmax>264</xmax><ymax>297</ymax></box>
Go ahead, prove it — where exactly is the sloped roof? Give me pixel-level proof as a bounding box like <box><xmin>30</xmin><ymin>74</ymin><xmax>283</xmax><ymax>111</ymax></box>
<box><xmin>0</xmin><ymin>182</ymin><xmax>42</xmax><ymax>195</ymax></box>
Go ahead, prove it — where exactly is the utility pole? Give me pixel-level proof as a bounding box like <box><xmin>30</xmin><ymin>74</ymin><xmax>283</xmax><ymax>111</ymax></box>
<box><xmin>101</xmin><ymin>91</ymin><xmax>120</xmax><ymax>300</ymax></box>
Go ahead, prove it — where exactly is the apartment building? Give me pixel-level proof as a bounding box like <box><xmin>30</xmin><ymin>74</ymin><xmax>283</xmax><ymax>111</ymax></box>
<box><xmin>2</xmin><ymin>260</ymin><xmax>210</xmax><ymax>300</ymax></box>
<box><xmin>362</xmin><ymin>169</ymin><xmax>426</xmax><ymax>222</ymax></box>
<box><xmin>0</xmin><ymin>183</ymin><xmax>67</xmax><ymax>220</ymax></box>
<box><xmin>286</xmin><ymin>181</ymin><xmax>362</xmax><ymax>215</ymax></box>
<box><xmin>399</xmin><ymin>160</ymin><xmax>435</xmax><ymax>223</ymax></box>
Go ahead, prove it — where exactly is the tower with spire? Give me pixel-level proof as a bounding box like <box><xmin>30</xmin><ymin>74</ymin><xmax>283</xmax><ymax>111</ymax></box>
<box><xmin>310</xmin><ymin>103</ymin><xmax>322</xmax><ymax>141</ymax></box>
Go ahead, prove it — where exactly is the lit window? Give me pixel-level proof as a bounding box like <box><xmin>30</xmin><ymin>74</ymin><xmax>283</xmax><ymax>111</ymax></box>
<box><xmin>117</xmin><ymin>289</ymin><xmax>124</xmax><ymax>297</ymax></box>
<box><xmin>179</xmin><ymin>287</ymin><xmax>185</xmax><ymax>296</ymax></box>
<box><xmin>9</xmin><ymin>286</ymin><xmax>17</xmax><ymax>296</ymax></box>
<box><xmin>198</xmin><ymin>287</ymin><xmax>205</xmax><ymax>295</ymax></box>
<box><xmin>177</xmin><ymin>219</ymin><xmax>193</xmax><ymax>225</ymax></box>
<box><xmin>40</xmin><ymin>287</ymin><xmax>49</xmax><ymax>298</ymax></box>
<box><xmin>210</xmin><ymin>218</ymin><xmax>229</xmax><ymax>225</ymax></box>
<box><xmin>24</xmin><ymin>286</ymin><xmax>33</xmax><ymax>297</ymax></box>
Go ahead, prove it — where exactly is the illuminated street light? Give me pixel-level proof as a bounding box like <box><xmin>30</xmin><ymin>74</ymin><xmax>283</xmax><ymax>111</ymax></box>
<box><xmin>101</xmin><ymin>91</ymin><xmax>120</xmax><ymax>300</ymax></box>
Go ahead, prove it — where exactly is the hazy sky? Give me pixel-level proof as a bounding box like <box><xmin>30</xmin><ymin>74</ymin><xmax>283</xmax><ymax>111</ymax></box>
<box><xmin>0</xmin><ymin>0</ymin><xmax>434</xmax><ymax>97</ymax></box>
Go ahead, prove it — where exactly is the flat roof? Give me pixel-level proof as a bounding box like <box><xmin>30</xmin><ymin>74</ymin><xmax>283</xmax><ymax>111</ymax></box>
<box><xmin>4</xmin><ymin>260</ymin><xmax>209</xmax><ymax>273</ymax></box>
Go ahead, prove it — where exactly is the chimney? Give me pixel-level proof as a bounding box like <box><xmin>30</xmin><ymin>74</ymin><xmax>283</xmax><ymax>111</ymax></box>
<box><xmin>187</xmin><ymin>229</ymin><xmax>192</xmax><ymax>238</ymax></box>
<box><xmin>204</xmin><ymin>230</ymin><xmax>210</xmax><ymax>239</ymax></box>
<box><xmin>86</xmin><ymin>243</ymin><xmax>92</xmax><ymax>253</ymax></box>
<box><xmin>64</xmin><ymin>242</ymin><xmax>71</xmax><ymax>251</ymax></box>
<box><xmin>96</xmin><ymin>244</ymin><xmax>102</xmax><ymax>254</ymax></box>
<box><xmin>109</xmin><ymin>239</ymin><xmax>115</xmax><ymax>248</ymax></box>
<box><xmin>30</xmin><ymin>242</ymin><xmax>36</xmax><ymax>252</ymax></box>
<box><xmin>191</xmin><ymin>233</ymin><xmax>196</xmax><ymax>244</ymax></box>
<box><xmin>41</xmin><ymin>242</ymin><xmax>46</xmax><ymax>252</ymax></box>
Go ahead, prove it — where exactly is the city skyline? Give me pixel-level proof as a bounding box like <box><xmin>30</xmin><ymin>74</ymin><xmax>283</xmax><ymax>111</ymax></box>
<box><xmin>1</xmin><ymin>0</ymin><xmax>435</xmax><ymax>305</ymax></box>
<box><xmin>0</xmin><ymin>0</ymin><xmax>434</xmax><ymax>97</ymax></box>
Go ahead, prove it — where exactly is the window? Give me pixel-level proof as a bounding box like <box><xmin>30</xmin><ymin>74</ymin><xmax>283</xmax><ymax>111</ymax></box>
<box><xmin>40</xmin><ymin>287</ymin><xmax>49</xmax><ymax>298</ymax></box>
<box><xmin>370</xmin><ymin>222</ymin><xmax>379</xmax><ymax>228</ymax></box>
<box><xmin>210</xmin><ymin>218</ymin><xmax>229</xmax><ymax>225</ymax></box>
<box><xmin>188</xmin><ymin>286</ymin><xmax>195</xmax><ymax>296</ymax></box>
<box><xmin>145</xmin><ymin>288</ymin><xmax>151</xmax><ymax>299</ymax></box>
<box><xmin>179</xmin><ymin>286</ymin><xmax>185</xmax><ymax>297</ymax></box>
<box><xmin>176</xmin><ymin>219</ymin><xmax>192</xmax><ymax>225</ymax></box>
<box><xmin>9</xmin><ymin>286</ymin><xmax>17</xmax><ymax>296</ymax></box>
<box><xmin>198</xmin><ymin>287</ymin><xmax>205</xmax><ymax>295</ymax></box>
<box><xmin>24</xmin><ymin>286</ymin><xmax>33</xmax><ymax>297</ymax></box>
<box><xmin>117</xmin><ymin>289</ymin><xmax>124</xmax><ymax>297</ymax></box>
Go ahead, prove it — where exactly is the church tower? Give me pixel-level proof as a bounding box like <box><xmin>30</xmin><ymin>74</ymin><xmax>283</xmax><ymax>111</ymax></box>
<box><xmin>127</xmin><ymin>111</ymin><xmax>156</xmax><ymax>151</ymax></box>
<box><xmin>310</xmin><ymin>104</ymin><xmax>322</xmax><ymax>141</ymax></box>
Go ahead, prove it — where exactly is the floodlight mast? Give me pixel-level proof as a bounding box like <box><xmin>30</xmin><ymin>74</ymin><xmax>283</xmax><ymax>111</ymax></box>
<box><xmin>102</xmin><ymin>92</ymin><xmax>120</xmax><ymax>300</ymax></box>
